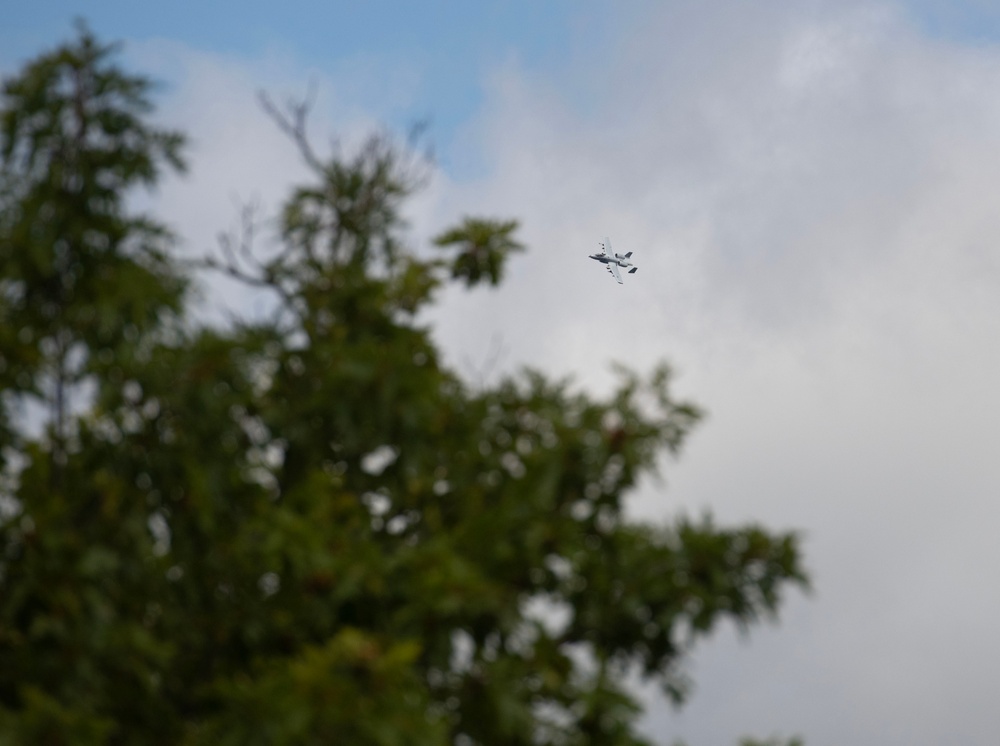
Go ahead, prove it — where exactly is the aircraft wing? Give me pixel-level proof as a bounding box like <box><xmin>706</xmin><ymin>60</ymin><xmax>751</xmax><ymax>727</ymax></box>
<box><xmin>602</xmin><ymin>236</ymin><xmax>613</xmax><ymax>258</ymax></box>
<box><xmin>607</xmin><ymin>262</ymin><xmax>623</xmax><ymax>284</ymax></box>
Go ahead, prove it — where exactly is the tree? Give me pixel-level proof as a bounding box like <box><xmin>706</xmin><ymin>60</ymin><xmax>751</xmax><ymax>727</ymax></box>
<box><xmin>0</xmin><ymin>27</ymin><xmax>808</xmax><ymax>746</ymax></box>
<box><xmin>0</xmin><ymin>20</ymin><xmax>186</xmax><ymax>475</ymax></box>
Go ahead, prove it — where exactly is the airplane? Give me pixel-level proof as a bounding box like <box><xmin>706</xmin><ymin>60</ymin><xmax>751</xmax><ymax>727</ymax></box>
<box><xmin>589</xmin><ymin>237</ymin><xmax>638</xmax><ymax>284</ymax></box>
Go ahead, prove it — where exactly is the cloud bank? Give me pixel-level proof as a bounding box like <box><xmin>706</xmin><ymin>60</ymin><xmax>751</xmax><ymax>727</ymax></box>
<box><xmin>421</xmin><ymin>4</ymin><xmax>1000</xmax><ymax>744</ymax></box>
<box><xmin>122</xmin><ymin>3</ymin><xmax>1000</xmax><ymax>743</ymax></box>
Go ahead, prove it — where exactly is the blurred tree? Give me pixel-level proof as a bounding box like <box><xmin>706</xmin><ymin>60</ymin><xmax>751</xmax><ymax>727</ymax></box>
<box><xmin>0</xmin><ymin>26</ymin><xmax>809</xmax><ymax>746</ymax></box>
<box><xmin>0</xmin><ymin>20</ymin><xmax>186</xmax><ymax>474</ymax></box>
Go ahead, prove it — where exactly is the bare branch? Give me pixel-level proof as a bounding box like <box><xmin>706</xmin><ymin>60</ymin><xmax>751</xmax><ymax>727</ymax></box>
<box><xmin>461</xmin><ymin>332</ymin><xmax>508</xmax><ymax>390</ymax></box>
<box><xmin>258</xmin><ymin>89</ymin><xmax>325</xmax><ymax>173</ymax></box>
<box><xmin>186</xmin><ymin>196</ymin><xmax>300</xmax><ymax>315</ymax></box>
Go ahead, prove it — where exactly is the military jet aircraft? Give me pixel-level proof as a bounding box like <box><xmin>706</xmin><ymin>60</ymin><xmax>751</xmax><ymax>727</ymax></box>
<box><xmin>589</xmin><ymin>237</ymin><xmax>638</xmax><ymax>284</ymax></box>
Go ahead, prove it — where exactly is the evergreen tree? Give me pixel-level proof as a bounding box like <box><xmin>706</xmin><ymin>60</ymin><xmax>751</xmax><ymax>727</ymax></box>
<box><xmin>0</xmin><ymin>20</ymin><xmax>185</xmax><ymax>471</ymax></box>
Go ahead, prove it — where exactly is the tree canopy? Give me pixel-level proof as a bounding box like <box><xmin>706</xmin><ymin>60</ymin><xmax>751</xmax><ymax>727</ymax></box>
<box><xmin>0</xmin><ymin>26</ymin><xmax>808</xmax><ymax>746</ymax></box>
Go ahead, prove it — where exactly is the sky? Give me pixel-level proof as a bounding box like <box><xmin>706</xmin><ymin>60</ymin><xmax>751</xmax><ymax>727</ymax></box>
<box><xmin>5</xmin><ymin>1</ymin><xmax>1000</xmax><ymax>744</ymax></box>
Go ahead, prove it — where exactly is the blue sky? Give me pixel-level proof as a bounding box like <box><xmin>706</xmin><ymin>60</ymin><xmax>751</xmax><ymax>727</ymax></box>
<box><xmin>6</xmin><ymin>3</ymin><xmax>1000</xmax><ymax>746</ymax></box>
<box><xmin>912</xmin><ymin>0</ymin><xmax>1000</xmax><ymax>42</ymax></box>
<box><xmin>2</xmin><ymin>0</ymin><xmax>619</xmax><ymax>172</ymax></box>
<box><xmin>6</xmin><ymin>0</ymin><xmax>998</xmax><ymax>173</ymax></box>
<box><xmin>5</xmin><ymin>0</ymin><xmax>1000</xmax><ymax>178</ymax></box>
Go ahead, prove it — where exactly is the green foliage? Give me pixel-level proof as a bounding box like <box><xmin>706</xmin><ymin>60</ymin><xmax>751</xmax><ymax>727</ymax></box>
<box><xmin>434</xmin><ymin>217</ymin><xmax>524</xmax><ymax>287</ymax></box>
<box><xmin>0</xmin><ymin>26</ymin><xmax>809</xmax><ymax>746</ymax></box>
<box><xmin>0</xmin><ymin>20</ymin><xmax>186</xmax><ymax>469</ymax></box>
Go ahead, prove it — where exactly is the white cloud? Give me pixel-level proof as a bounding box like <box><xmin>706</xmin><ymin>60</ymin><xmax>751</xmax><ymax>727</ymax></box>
<box><xmin>420</xmin><ymin>3</ymin><xmax>1000</xmax><ymax>745</ymax></box>
<box><xmin>119</xmin><ymin>4</ymin><xmax>1000</xmax><ymax>743</ymax></box>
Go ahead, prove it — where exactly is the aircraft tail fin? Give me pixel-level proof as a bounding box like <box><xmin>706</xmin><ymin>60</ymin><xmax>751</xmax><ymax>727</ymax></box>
<box><xmin>624</xmin><ymin>251</ymin><xmax>633</xmax><ymax>258</ymax></box>
<box><xmin>628</xmin><ymin>267</ymin><xmax>638</xmax><ymax>274</ymax></box>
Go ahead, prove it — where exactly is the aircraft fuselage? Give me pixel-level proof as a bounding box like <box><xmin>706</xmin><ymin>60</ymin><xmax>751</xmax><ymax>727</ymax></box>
<box><xmin>589</xmin><ymin>252</ymin><xmax>633</xmax><ymax>268</ymax></box>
